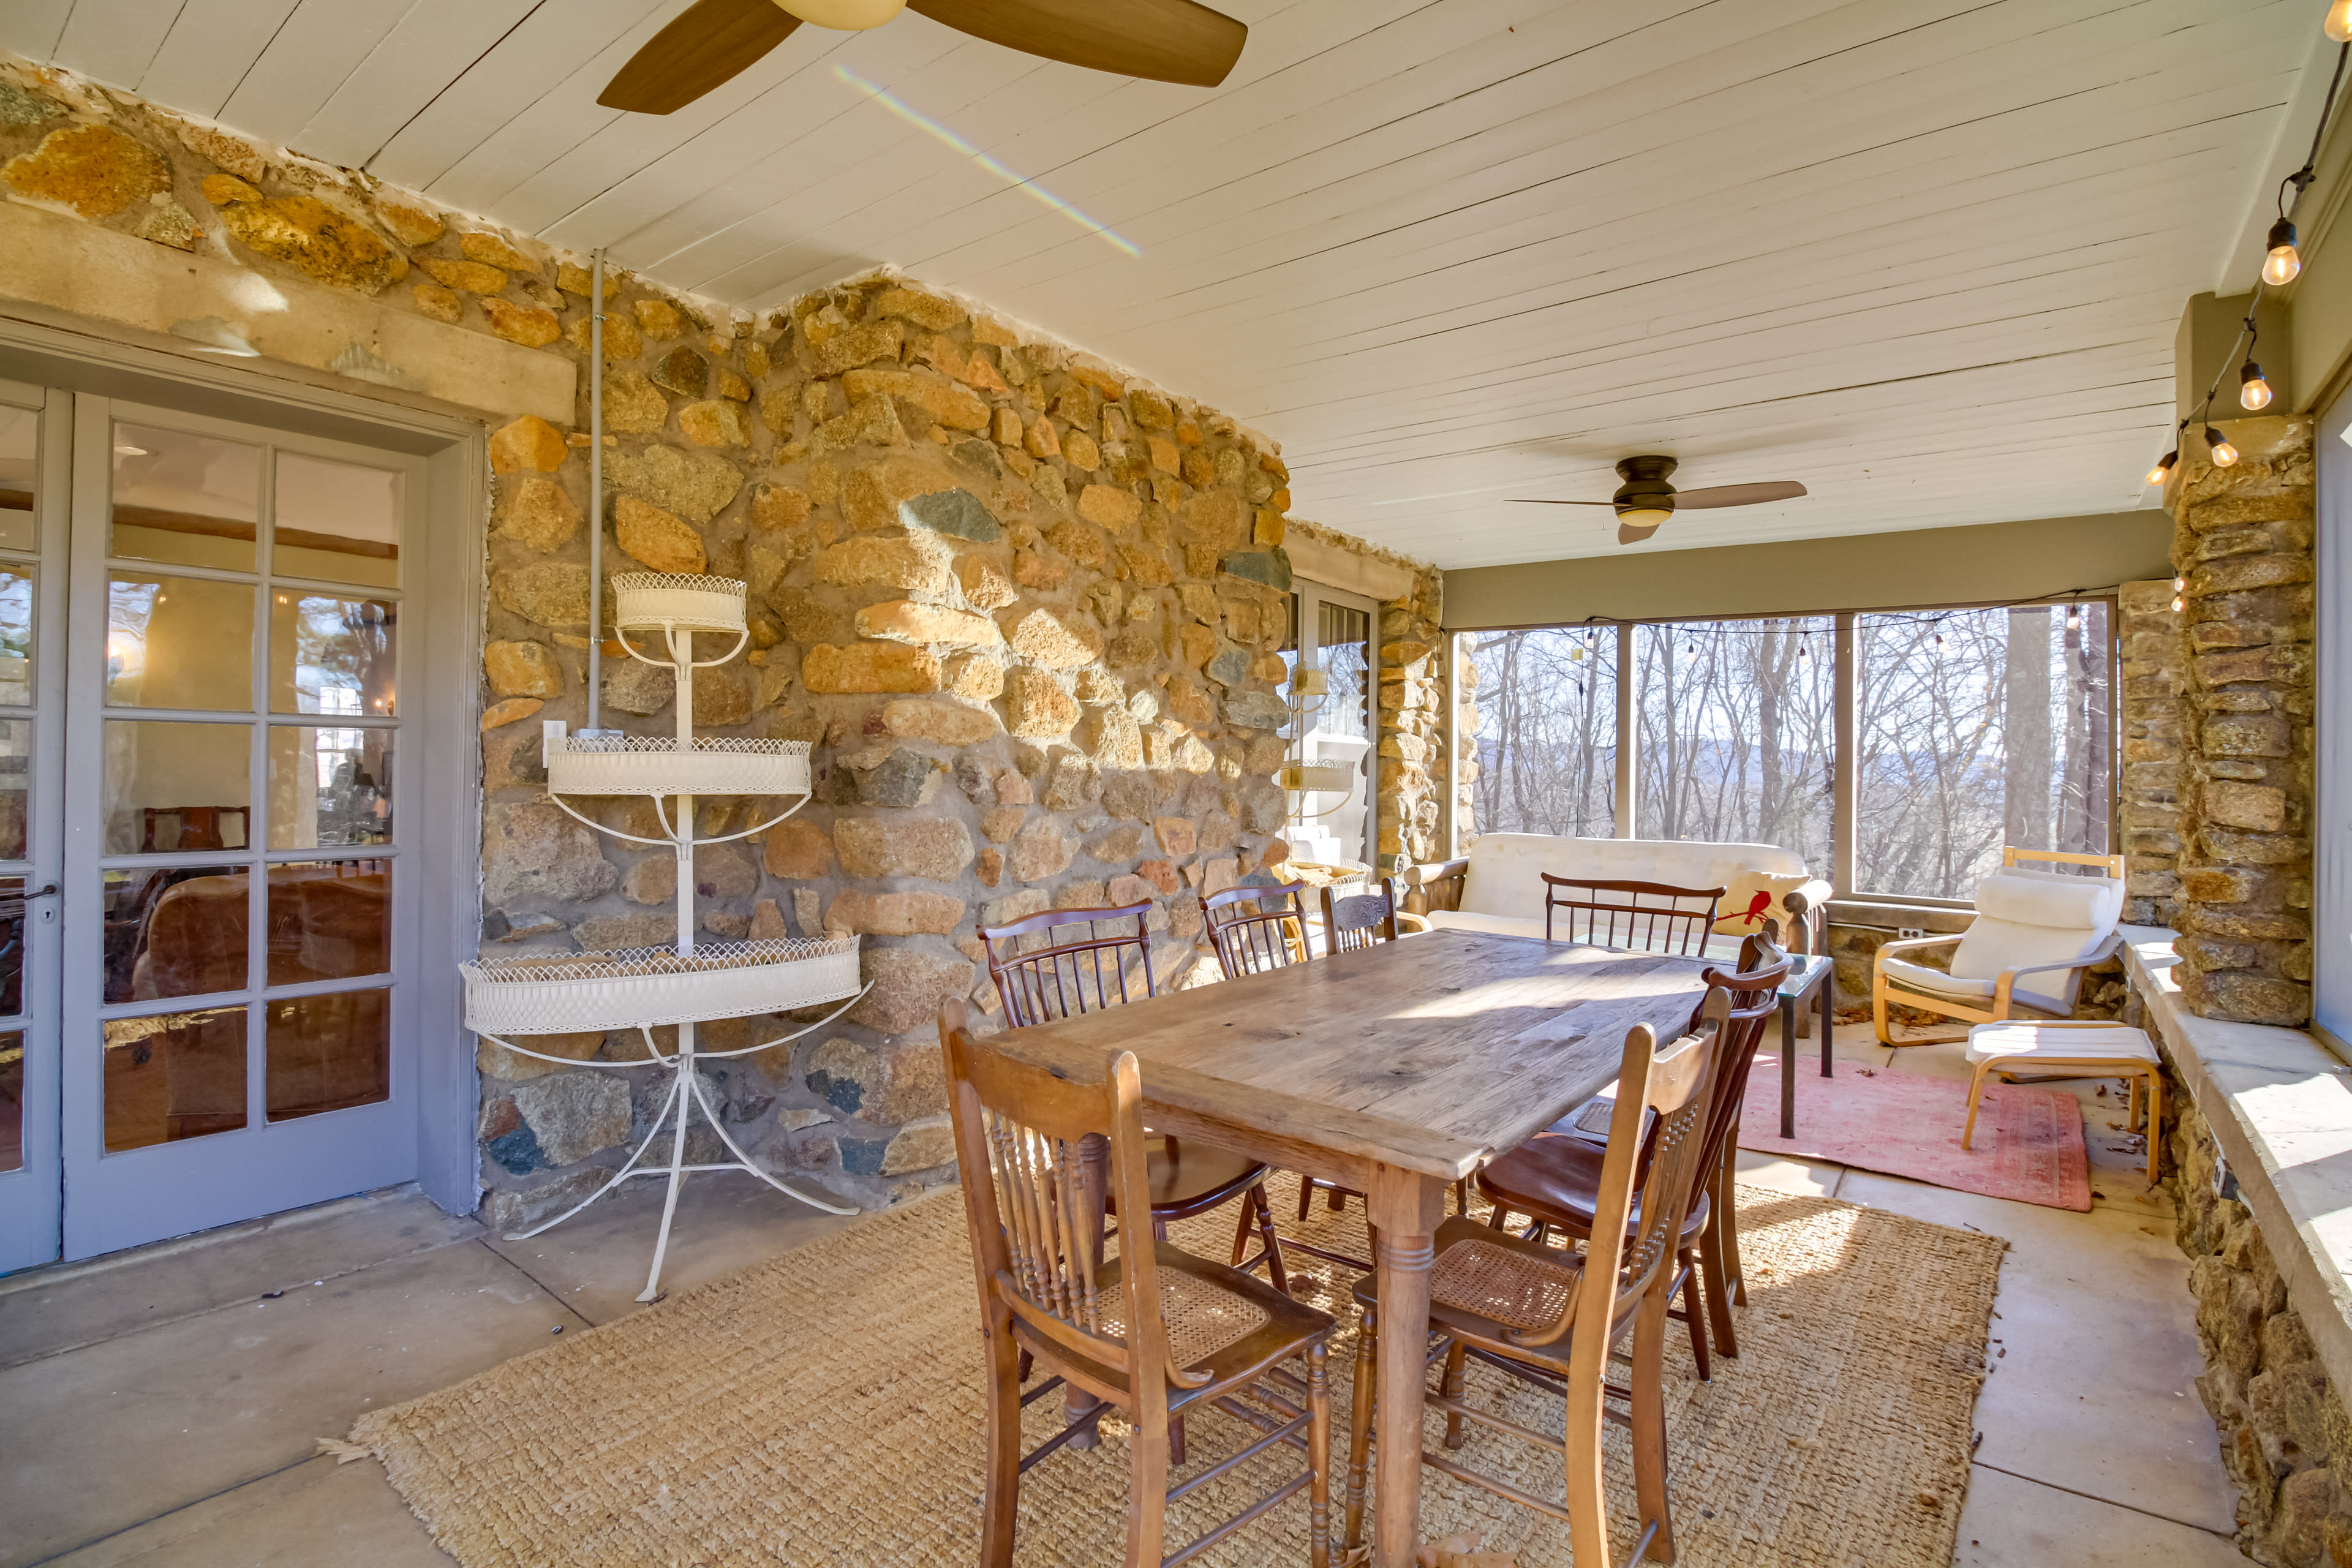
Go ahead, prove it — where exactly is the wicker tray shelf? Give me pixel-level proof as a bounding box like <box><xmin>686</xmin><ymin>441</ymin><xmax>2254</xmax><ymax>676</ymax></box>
<box><xmin>612</xmin><ymin>572</ymin><xmax>747</xmax><ymax>635</ymax></box>
<box><xmin>547</xmin><ymin>733</ymin><xmax>812</xmax><ymax>798</ymax></box>
<box><xmin>461</xmin><ymin>937</ymin><xmax>861</xmax><ymax>1035</ymax></box>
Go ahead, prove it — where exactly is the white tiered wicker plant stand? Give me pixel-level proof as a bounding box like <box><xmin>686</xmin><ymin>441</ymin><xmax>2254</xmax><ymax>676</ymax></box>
<box><xmin>461</xmin><ymin>571</ymin><xmax>867</xmax><ymax>1302</ymax></box>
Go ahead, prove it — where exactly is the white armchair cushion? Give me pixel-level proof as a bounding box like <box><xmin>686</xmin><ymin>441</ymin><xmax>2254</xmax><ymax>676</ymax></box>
<box><xmin>1879</xmin><ymin>957</ymin><xmax>1994</xmax><ymax>1000</ymax></box>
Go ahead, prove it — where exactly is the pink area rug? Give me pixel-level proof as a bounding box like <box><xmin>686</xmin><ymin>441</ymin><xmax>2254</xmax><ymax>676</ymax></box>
<box><xmin>1740</xmin><ymin>1055</ymin><xmax>2091</xmax><ymax>1212</ymax></box>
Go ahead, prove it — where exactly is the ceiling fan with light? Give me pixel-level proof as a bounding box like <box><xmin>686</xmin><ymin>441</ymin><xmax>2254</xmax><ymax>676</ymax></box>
<box><xmin>1509</xmin><ymin>456</ymin><xmax>1807</xmax><ymax>546</ymax></box>
<box><xmin>600</xmin><ymin>0</ymin><xmax>1248</xmax><ymax>114</ymax></box>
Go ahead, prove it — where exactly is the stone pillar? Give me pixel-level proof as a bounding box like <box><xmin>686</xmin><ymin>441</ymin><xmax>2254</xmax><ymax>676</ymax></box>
<box><xmin>2167</xmin><ymin>414</ymin><xmax>2316</xmax><ymax>1026</ymax></box>
<box><xmin>2117</xmin><ymin>579</ymin><xmax>2186</xmax><ymax>927</ymax></box>
<box><xmin>1376</xmin><ymin>567</ymin><xmax>1447</xmax><ymax>874</ymax></box>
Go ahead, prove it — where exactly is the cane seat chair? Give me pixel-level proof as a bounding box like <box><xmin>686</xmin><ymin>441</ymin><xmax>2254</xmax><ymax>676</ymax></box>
<box><xmin>941</xmin><ymin>1001</ymin><xmax>1337</xmax><ymax>1568</ymax></box>
<box><xmin>982</xmin><ymin>903</ymin><xmax>1287</xmax><ymax>1291</ymax></box>
<box><xmin>1541</xmin><ymin>875</ymin><xmax>1727</xmax><ymax>957</ymax></box>
<box><xmin>1477</xmin><ymin>942</ymin><xmax>1788</xmax><ymax>1378</ymax></box>
<box><xmin>1343</xmin><ymin>996</ymin><xmax>1735</xmax><ymax>1568</ymax></box>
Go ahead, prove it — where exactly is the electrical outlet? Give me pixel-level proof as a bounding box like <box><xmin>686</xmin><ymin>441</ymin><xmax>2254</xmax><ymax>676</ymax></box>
<box><xmin>1897</xmin><ymin>926</ymin><xmax>1926</xmax><ymax>941</ymax></box>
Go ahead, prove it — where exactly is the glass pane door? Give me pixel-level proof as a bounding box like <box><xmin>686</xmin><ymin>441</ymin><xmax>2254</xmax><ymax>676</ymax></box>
<box><xmin>59</xmin><ymin>396</ymin><xmax>418</xmax><ymax>1260</ymax></box>
<box><xmin>0</xmin><ymin>382</ymin><xmax>66</xmax><ymax>1272</ymax></box>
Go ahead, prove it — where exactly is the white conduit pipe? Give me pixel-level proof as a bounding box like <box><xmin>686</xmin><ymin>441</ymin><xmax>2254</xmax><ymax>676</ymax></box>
<box><xmin>587</xmin><ymin>247</ymin><xmax>606</xmax><ymax>735</ymax></box>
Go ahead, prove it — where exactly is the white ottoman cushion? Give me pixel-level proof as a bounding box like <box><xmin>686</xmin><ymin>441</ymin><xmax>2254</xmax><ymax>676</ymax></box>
<box><xmin>1964</xmin><ymin>1022</ymin><xmax>2158</xmax><ymax>1066</ymax></box>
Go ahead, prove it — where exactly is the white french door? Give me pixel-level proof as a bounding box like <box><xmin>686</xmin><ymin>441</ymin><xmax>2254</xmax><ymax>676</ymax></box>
<box><xmin>0</xmin><ymin>390</ymin><xmax>426</xmax><ymax>1269</ymax></box>
<box><xmin>0</xmin><ymin>380</ymin><xmax>70</xmax><ymax>1271</ymax></box>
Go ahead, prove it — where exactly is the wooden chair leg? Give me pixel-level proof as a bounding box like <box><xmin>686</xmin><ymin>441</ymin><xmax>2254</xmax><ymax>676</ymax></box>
<box><xmin>1231</xmin><ymin>1196</ymin><xmax>1254</xmax><ymax>1267</ymax></box>
<box><xmin>1343</xmin><ymin>1306</ymin><xmax>1378</xmax><ymax>1553</ymax></box>
<box><xmin>980</xmin><ymin>1309</ymin><xmax>1024</xmax><ymax>1568</ymax></box>
<box><xmin>1630</xmin><ymin>1286</ymin><xmax>1675</xmax><ymax>1562</ymax></box>
<box><xmin>1695</xmin><ymin>1214</ymin><xmax>1738</xmax><ymax>1360</ymax></box>
<box><xmin>1714</xmin><ymin>1142</ymin><xmax>1747</xmax><ymax>1307</ymax></box>
<box><xmin>1251</xmin><ymin>1182</ymin><xmax>1290</xmax><ymax>1294</ymax></box>
<box><xmin>1016</xmin><ymin>1348</ymin><xmax>1033</xmax><ymax>1384</ymax></box>
<box><xmin>1959</xmin><ymin>1061</ymin><xmax>1991</xmax><ymax>1150</ymax></box>
<box><xmin>1872</xmin><ymin>972</ymin><xmax>1894</xmax><ymax>1046</ymax></box>
<box><xmin>1125</xmin><ymin>1395</ymin><xmax>1171</xmax><ymax>1568</ymax></box>
<box><xmin>1676</xmin><ymin>1250</ymin><xmax>1711</xmax><ymax>1382</ymax></box>
<box><xmin>1441</xmin><ymin>1338</ymin><xmax>1468</xmax><ymax>1449</ymax></box>
<box><xmin>1486</xmin><ymin>1202</ymin><xmax>1511</xmax><ymax>1231</ymax></box>
<box><xmin>1298</xmin><ymin>1172</ymin><xmax>1316</xmax><ymax>1222</ymax></box>
<box><xmin>1308</xmin><ymin>1342</ymin><xmax>1333</xmax><ymax>1568</ymax></box>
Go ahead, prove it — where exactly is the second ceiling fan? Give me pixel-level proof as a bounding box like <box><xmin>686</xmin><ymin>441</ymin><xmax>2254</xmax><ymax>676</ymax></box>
<box><xmin>1510</xmin><ymin>456</ymin><xmax>1807</xmax><ymax>546</ymax></box>
<box><xmin>601</xmin><ymin>0</ymin><xmax>1249</xmax><ymax>115</ymax></box>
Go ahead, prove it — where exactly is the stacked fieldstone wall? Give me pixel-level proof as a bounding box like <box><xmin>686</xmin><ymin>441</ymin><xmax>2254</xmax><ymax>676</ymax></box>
<box><xmin>2119</xmin><ymin>578</ymin><xmax>2188</xmax><ymax>927</ymax></box>
<box><xmin>2165</xmin><ymin>415</ymin><xmax>2317</xmax><ymax>1027</ymax></box>
<box><xmin>2158</xmin><ymin>1063</ymin><xmax>2352</xmax><ymax>1566</ymax></box>
<box><xmin>0</xmin><ymin>57</ymin><xmax>1434</xmax><ymax>1221</ymax></box>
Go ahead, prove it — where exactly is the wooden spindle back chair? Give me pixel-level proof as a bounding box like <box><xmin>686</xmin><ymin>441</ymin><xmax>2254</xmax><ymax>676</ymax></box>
<box><xmin>981</xmin><ymin>902</ymin><xmax>1156</xmax><ymax>1027</ymax></box>
<box><xmin>980</xmin><ymin>902</ymin><xmax>1290</xmax><ymax>1400</ymax></box>
<box><xmin>1202</xmin><ymin>881</ymin><xmax>1310</xmax><ymax>978</ymax></box>
<box><xmin>1346</xmin><ymin>993</ymin><xmax>1735</xmax><ymax>1568</ymax></box>
<box><xmin>942</xmin><ymin>1001</ymin><xmax>1336</xmax><ymax>1568</ymax></box>
<box><xmin>1540</xmin><ymin>875</ymin><xmax>1727</xmax><ymax>957</ymax></box>
<box><xmin>1479</xmin><ymin>935</ymin><xmax>1789</xmax><ymax>1377</ymax></box>
<box><xmin>1318</xmin><ymin>878</ymin><xmax>1400</xmax><ymax>955</ymax></box>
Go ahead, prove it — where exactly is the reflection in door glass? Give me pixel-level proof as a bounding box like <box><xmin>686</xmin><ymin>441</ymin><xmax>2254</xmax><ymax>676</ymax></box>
<box><xmin>107</xmin><ymin>574</ymin><xmax>254</xmax><ymax>710</ymax></box>
<box><xmin>267</xmin><ymin>726</ymin><xmax>390</xmax><ymax>848</ymax></box>
<box><xmin>266</xmin><ymin>987</ymin><xmax>389</xmax><ymax>1122</ymax></box>
<box><xmin>0</xmin><ymin>1030</ymin><xmax>20</xmax><ymax>1172</ymax></box>
<box><xmin>270</xmin><ymin>592</ymin><xmax>395</xmax><ymax>716</ymax></box>
<box><xmin>102</xmin><ymin>865</ymin><xmax>249</xmax><ymax>1003</ymax></box>
<box><xmin>0</xmin><ymin>876</ymin><xmax>24</xmax><ymax>1016</ymax></box>
<box><xmin>274</xmin><ymin>453</ymin><xmax>401</xmax><ymax>589</ymax></box>
<box><xmin>0</xmin><ymin>722</ymin><xmax>26</xmax><ymax>862</ymax></box>
<box><xmin>104</xmin><ymin>720</ymin><xmax>250</xmax><ymax>854</ymax></box>
<box><xmin>104</xmin><ymin>1004</ymin><xmax>247</xmax><ymax>1152</ymax></box>
<box><xmin>266</xmin><ymin>862</ymin><xmax>388</xmax><ymax>984</ymax></box>
<box><xmin>0</xmin><ymin>404</ymin><xmax>35</xmax><ymax>551</ymax></box>
<box><xmin>110</xmin><ymin>424</ymin><xmax>260</xmax><ymax>571</ymax></box>
<box><xmin>0</xmin><ymin>568</ymin><xmax>31</xmax><ymax>703</ymax></box>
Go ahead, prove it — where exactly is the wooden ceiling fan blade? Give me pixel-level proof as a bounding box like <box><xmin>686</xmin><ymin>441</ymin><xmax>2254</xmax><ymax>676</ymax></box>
<box><xmin>907</xmin><ymin>0</ymin><xmax>1246</xmax><ymax>86</ymax></box>
<box><xmin>1670</xmin><ymin>480</ymin><xmax>1807</xmax><ymax>510</ymax></box>
<box><xmin>600</xmin><ymin>0</ymin><xmax>801</xmax><ymax>115</ymax></box>
<box><xmin>1617</xmin><ymin>519</ymin><xmax>1665</xmax><ymax>546</ymax></box>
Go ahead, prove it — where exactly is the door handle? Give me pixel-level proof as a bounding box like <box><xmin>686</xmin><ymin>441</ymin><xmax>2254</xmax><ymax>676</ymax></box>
<box><xmin>22</xmin><ymin>884</ymin><xmax>56</xmax><ymax>900</ymax></box>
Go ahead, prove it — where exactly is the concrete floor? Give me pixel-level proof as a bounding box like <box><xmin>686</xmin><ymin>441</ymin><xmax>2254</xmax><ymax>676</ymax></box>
<box><xmin>0</xmin><ymin>1040</ymin><xmax>2247</xmax><ymax>1568</ymax></box>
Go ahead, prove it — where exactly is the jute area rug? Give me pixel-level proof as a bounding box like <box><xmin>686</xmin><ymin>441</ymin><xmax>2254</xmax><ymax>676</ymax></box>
<box><xmin>352</xmin><ymin>1185</ymin><xmax>2002</xmax><ymax>1568</ymax></box>
<box><xmin>1740</xmin><ymin>1058</ymin><xmax>2092</xmax><ymax>1212</ymax></box>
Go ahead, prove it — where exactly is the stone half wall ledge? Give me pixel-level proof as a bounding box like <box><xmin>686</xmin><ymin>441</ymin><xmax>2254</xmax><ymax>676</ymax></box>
<box><xmin>0</xmin><ymin>201</ymin><xmax>574</xmax><ymax>423</ymax></box>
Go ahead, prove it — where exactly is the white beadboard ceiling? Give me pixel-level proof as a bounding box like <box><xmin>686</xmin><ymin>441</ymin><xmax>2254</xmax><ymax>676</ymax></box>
<box><xmin>2</xmin><ymin>0</ymin><xmax>2329</xmax><ymax>568</ymax></box>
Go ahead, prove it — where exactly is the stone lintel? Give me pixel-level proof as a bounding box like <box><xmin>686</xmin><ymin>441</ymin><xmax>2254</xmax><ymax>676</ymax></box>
<box><xmin>0</xmin><ymin>203</ymin><xmax>573</xmax><ymax>423</ymax></box>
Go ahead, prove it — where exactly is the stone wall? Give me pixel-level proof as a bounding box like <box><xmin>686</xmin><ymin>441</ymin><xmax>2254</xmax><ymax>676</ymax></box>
<box><xmin>2163</xmin><ymin>1061</ymin><xmax>2352</xmax><ymax>1566</ymax></box>
<box><xmin>0</xmin><ymin>56</ymin><xmax>1429</xmax><ymax>1221</ymax></box>
<box><xmin>2164</xmin><ymin>415</ymin><xmax>2317</xmax><ymax>1027</ymax></box>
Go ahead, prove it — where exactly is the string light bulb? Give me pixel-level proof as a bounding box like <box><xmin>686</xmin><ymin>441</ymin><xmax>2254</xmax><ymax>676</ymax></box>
<box><xmin>2065</xmin><ymin>605</ymin><xmax>2081</xmax><ymax>631</ymax></box>
<box><xmin>2239</xmin><ymin>360</ymin><xmax>2274</xmax><ymax>409</ymax></box>
<box><xmin>2146</xmin><ymin>447</ymin><xmax>2179</xmax><ymax>486</ymax></box>
<box><xmin>2206</xmin><ymin>426</ymin><xmax>2239</xmax><ymax>466</ymax></box>
<box><xmin>2173</xmin><ymin>575</ymin><xmax>2187</xmax><ymax>614</ymax></box>
<box><xmin>2263</xmin><ymin>217</ymin><xmax>2303</xmax><ymax>285</ymax></box>
<box><xmin>2329</xmin><ymin>0</ymin><xmax>2352</xmax><ymax>44</ymax></box>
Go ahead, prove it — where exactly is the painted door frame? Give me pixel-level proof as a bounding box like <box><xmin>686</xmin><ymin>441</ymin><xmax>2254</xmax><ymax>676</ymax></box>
<box><xmin>0</xmin><ymin>318</ymin><xmax>486</xmax><ymax>1249</ymax></box>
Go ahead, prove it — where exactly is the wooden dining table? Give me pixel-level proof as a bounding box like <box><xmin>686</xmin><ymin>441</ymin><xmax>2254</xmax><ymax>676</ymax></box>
<box><xmin>989</xmin><ymin>927</ymin><xmax>1716</xmax><ymax>1567</ymax></box>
